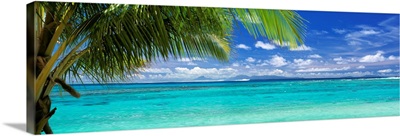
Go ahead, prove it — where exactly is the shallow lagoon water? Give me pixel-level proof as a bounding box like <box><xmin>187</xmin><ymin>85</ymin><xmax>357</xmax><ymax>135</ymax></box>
<box><xmin>49</xmin><ymin>78</ymin><xmax>400</xmax><ymax>133</ymax></box>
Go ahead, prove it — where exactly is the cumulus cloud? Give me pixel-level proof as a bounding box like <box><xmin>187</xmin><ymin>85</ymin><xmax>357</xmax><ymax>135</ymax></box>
<box><xmin>148</xmin><ymin>74</ymin><xmax>164</xmax><ymax>79</ymax></box>
<box><xmin>171</xmin><ymin>67</ymin><xmax>238</xmax><ymax>79</ymax></box>
<box><xmin>142</xmin><ymin>68</ymin><xmax>173</xmax><ymax>73</ymax></box>
<box><xmin>296</xmin><ymin>67</ymin><xmax>351</xmax><ymax>73</ymax></box>
<box><xmin>293</xmin><ymin>59</ymin><xmax>313</xmax><ymax>66</ymax></box>
<box><xmin>232</xmin><ymin>62</ymin><xmax>240</xmax><ymax>67</ymax></box>
<box><xmin>256</xmin><ymin>61</ymin><xmax>269</xmax><ymax>66</ymax></box>
<box><xmin>255</xmin><ymin>41</ymin><xmax>276</xmax><ymax>50</ymax></box>
<box><xmin>333</xmin><ymin>57</ymin><xmax>357</xmax><ymax>64</ymax></box>
<box><xmin>269</xmin><ymin>55</ymin><xmax>288</xmax><ymax>67</ymax></box>
<box><xmin>359</xmin><ymin>51</ymin><xmax>385</xmax><ymax>63</ymax></box>
<box><xmin>174</xmin><ymin>67</ymin><xmax>190</xmax><ymax>72</ymax></box>
<box><xmin>333</xmin><ymin>57</ymin><xmax>343</xmax><ymax>62</ymax></box>
<box><xmin>308</xmin><ymin>54</ymin><xmax>322</xmax><ymax>59</ymax></box>
<box><xmin>177</xmin><ymin>57</ymin><xmax>203</xmax><ymax>62</ymax></box>
<box><xmin>378</xmin><ymin>69</ymin><xmax>393</xmax><ymax>73</ymax></box>
<box><xmin>246</xmin><ymin>57</ymin><xmax>256</xmax><ymax>63</ymax></box>
<box><xmin>245</xmin><ymin>68</ymin><xmax>287</xmax><ymax>77</ymax></box>
<box><xmin>289</xmin><ymin>44</ymin><xmax>312</xmax><ymax>51</ymax></box>
<box><xmin>236</xmin><ymin>44</ymin><xmax>251</xmax><ymax>50</ymax></box>
<box><xmin>388</xmin><ymin>55</ymin><xmax>400</xmax><ymax>60</ymax></box>
<box><xmin>271</xmin><ymin>69</ymin><xmax>284</xmax><ymax>74</ymax></box>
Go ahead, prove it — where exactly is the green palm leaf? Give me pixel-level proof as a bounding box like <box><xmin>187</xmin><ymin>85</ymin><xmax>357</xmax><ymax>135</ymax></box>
<box><xmin>35</xmin><ymin>2</ymin><xmax>307</xmax><ymax>98</ymax></box>
<box><xmin>63</xmin><ymin>5</ymin><xmax>306</xmax><ymax>83</ymax></box>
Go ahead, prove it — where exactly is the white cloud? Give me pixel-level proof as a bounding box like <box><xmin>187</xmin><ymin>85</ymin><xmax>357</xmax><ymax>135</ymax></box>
<box><xmin>357</xmin><ymin>65</ymin><xmax>366</xmax><ymax>69</ymax></box>
<box><xmin>172</xmin><ymin>67</ymin><xmax>238</xmax><ymax>79</ymax></box>
<box><xmin>333</xmin><ymin>57</ymin><xmax>343</xmax><ymax>62</ymax></box>
<box><xmin>232</xmin><ymin>62</ymin><xmax>240</xmax><ymax>67</ymax></box>
<box><xmin>351</xmin><ymin>71</ymin><xmax>368</xmax><ymax>76</ymax></box>
<box><xmin>348</xmin><ymin>41</ymin><xmax>362</xmax><ymax>46</ymax></box>
<box><xmin>175</xmin><ymin>67</ymin><xmax>190</xmax><ymax>72</ymax></box>
<box><xmin>378</xmin><ymin>16</ymin><xmax>398</xmax><ymax>27</ymax></box>
<box><xmin>142</xmin><ymin>68</ymin><xmax>173</xmax><ymax>73</ymax></box>
<box><xmin>255</xmin><ymin>41</ymin><xmax>276</xmax><ymax>50</ymax></box>
<box><xmin>236</xmin><ymin>44</ymin><xmax>251</xmax><ymax>50</ymax></box>
<box><xmin>271</xmin><ymin>69</ymin><xmax>284</xmax><ymax>74</ymax></box>
<box><xmin>245</xmin><ymin>68</ymin><xmax>288</xmax><ymax>77</ymax></box>
<box><xmin>296</xmin><ymin>67</ymin><xmax>351</xmax><ymax>73</ymax></box>
<box><xmin>178</xmin><ymin>58</ymin><xmax>191</xmax><ymax>62</ymax></box>
<box><xmin>388</xmin><ymin>55</ymin><xmax>400</xmax><ymax>60</ymax></box>
<box><xmin>340</xmin><ymin>19</ymin><xmax>399</xmax><ymax>50</ymax></box>
<box><xmin>177</xmin><ymin>57</ymin><xmax>203</xmax><ymax>62</ymax></box>
<box><xmin>356</xmin><ymin>25</ymin><xmax>378</xmax><ymax>30</ymax></box>
<box><xmin>148</xmin><ymin>74</ymin><xmax>164</xmax><ymax>79</ymax></box>
<box><xmin>136</xmin><ymin>74</ymin><xmax>146</xmax><ymax>79</ymax></box>
<box><xmin>359</xmin><ymin>51</ymin><xmax>385</xmax><ymax>63</ymax></box>
<box><xmin>269</xmin><ymin>55</ymin><xmax>288</xmax><ymax>67</ymax></box>
<box><xmin>256</xmin><ymin>61</ymin><xmax>269</xmax><ymax>66</ymax></box>
<box><xmin>293</xmin><ymin>59</ymin><xmax>313</xmax><ymax>66</ymax></box>
<box><xmin>332</xmin><ymin>28</ymin><xmax>347</xmax><ymax>34</ymax></box>
<box><xmin>344</xmin><ymin>26</ymin><xmax>389</xmax><ymax>47</ymax></box>
<box><xmin>246</xmin><ymin>57</ymin><xmax>256</xmax><ymax>63</ymax></box>
<box><xmin>290</xmin><ymin>44</ymin><xmax>312</xmax><ymax>51</ymax></box>
<box><xmin>187</xmin><ymin>62</ymin><xmax>197</xmax><ymax>66</ymax></box>
<box><xmin>378</xmin><ymin>69</ymin><xmax>393</xmax><ymax>73</ymax></box>
<box><xmin>360</xmin><ymin>30</ymin><xmax>380</xmax><ymax>35</ymax></box>
<box><xmin>333</xmin><ymin>57</ymin><xmax>357</xmax><ymax>64</ymax></box>
<box><xmin>245</xmin><ymin>65</ymin><xmax>251</xmax><ymax>69</ymax></box>
<box><xmin>308</xmin><ymin>54</ymin><xmax>322</xmax><ymax>59</ymax></box>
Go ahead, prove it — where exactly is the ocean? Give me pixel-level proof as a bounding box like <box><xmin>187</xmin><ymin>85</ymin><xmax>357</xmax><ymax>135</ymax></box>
<box><xmin>48</xmin><ymin>77</ymin><xmax>400</xmax><ymax>133</ymax></box>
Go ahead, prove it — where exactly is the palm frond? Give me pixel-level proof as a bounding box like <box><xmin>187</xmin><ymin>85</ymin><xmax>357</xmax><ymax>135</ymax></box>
<box><xmin>67</xmin><ymin>5</ymin><xmax>234</xmax><ymax>83</ymax></box>
<box><xmin>36</xmin><ymin>3</ymin><xmax>306</xmax><ymax>86</ymax></box>
<box><xmin>231</xmin><ymin>8</ymin><xmax>307</xmax><ymax>48</ymax></box>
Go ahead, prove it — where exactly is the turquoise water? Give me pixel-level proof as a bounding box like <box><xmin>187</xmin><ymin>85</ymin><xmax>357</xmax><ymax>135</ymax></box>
<box><xmin>49</xmin><ymin>78</ymin><xmax>400</xmax><ymax>133</ymax></box>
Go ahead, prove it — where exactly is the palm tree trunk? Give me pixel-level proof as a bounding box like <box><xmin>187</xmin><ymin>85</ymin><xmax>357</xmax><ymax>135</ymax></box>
<box><xmin>35</xmin><ymin>8</ymin><xmax>58</xmax><ymax>134</ymax></box>
<box><xmin>35</xmin><ymin>56</ymin><xmax>57</xmax><ymax>134</ymax></box>
<box><xmin>35</xmin><ymin>95</ymin><xmax>56</xmax><ymax>134</ymax></box>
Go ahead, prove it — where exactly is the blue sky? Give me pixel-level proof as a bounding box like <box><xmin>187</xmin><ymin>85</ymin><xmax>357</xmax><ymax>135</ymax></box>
<box><xmin>129</xmin><ymin>11</ymin><xmax>399</xmax><ymax>83</ymax></box>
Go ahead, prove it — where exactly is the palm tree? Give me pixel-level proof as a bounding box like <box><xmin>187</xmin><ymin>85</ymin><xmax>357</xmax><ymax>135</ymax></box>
<box><xmin>29</xmin><ymin>2</ymin><xmax>306</xmax><ymax>134</ymax></box>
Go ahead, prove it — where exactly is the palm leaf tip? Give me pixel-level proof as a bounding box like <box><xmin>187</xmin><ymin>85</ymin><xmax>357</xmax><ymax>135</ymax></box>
<box><xmin>232</xmin><ymin>9</ymin><xmax>307</xmax><ymax>48</ymax></box>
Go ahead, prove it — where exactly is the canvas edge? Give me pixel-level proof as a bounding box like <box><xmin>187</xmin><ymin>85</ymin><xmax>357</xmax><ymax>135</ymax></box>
<box><xmin>26</xmin><ymin>1</ymin><xmax>36</xmax><ymax>134</ymax></box>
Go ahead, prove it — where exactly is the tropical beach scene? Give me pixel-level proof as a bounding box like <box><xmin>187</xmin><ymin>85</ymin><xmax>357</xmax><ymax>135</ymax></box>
<box><xmin>31</xmin><ymin>2</ymin><xmax>399</xmax><ymax>134</ymax></box>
